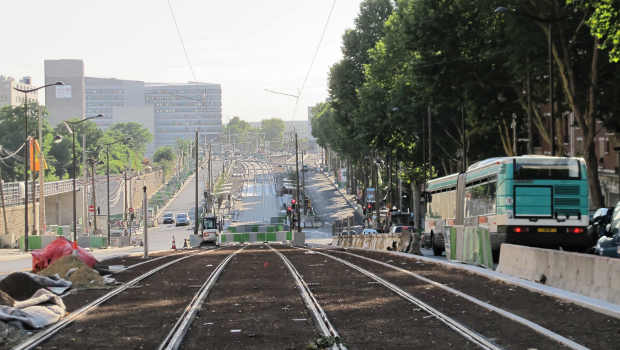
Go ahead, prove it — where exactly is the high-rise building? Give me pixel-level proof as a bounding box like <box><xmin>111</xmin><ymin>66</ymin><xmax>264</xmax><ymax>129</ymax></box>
<box><xmin>145</xmin><ymin>82</ymin><xmax>222</xmax><ymax>149</ymax></box>
<box><xmin>0</xmin><ymin>75</ymin><xmax>38</xmax><ymax>108</ymax></box>
<box><xmin>85</xmin><ymin>77</ymin><xmax>148</xmax><ymax>129</ymax></box>
<box><xmin>44</xmin><ymin>59</ymin><xmax>86</xmax><ymax>126</ymax></box>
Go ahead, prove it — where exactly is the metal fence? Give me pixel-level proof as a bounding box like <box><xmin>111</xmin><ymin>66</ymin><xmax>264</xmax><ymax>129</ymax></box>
<box><xmin>1</xmin><ymin>179</ymin><xmax>78</xmax><ymax>207</ymax></box>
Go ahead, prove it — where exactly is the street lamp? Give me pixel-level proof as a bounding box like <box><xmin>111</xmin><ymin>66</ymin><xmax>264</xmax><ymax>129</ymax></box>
<box><xmin>13</xmin><ymin>81</ymin><xmax>63</xmax><ymax>251</ymax></box>
<box><xmin>495</xmin><ymin>6</ymin><xmax>561</xmax><ymax>156</ymax></box>
<box><xmin>102</xmin><ymin>137</ymin><xmax>131</xmax><ymax>247</ymax></box>
<box><xmin>59</xmin><ymin>114</ymin><xmax>103</xmax><ymax>247</ymax></box>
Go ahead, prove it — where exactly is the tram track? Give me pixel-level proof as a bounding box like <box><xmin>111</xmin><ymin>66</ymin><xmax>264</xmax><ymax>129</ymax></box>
<box><xmin>329</xmin><ymin>249</ymin><xmax>588</xmax><ymax>349</ymax></box>
<box><xmin>13</xmin><ymin>247</ymin><xmax>233</xmax><ymax>350</ymax></box>
<box><xmin>268</xmin><ymin>244</ymin><xmax>346</xmax><ymax>350</ymax></box>
<box><xmin>325</xmin><ymin>248</ymin><xmax>620</xmax><ymax>349</ymax></box>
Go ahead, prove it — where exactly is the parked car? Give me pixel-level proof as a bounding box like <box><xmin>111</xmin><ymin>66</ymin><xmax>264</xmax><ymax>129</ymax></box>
<box><xmin>390</xmin><ymin>226</ymin><xmax>412</xmax><ymax>234</ymax></box>
<box><xmin>587</xmin><ymin>207</ymin><xmax>613</xmax><ymax>246</ymax></box>
<box><xmin>175</xmin><ymin>213</ymin><xmax>191</xmax><ymax>227</ymax></box>
<box><xmin>362</xmin><ymin>228</ymin><xmax>378</xmax><ymax>235</ymax></box>
<box><xmin>162</xmin><ymin>212</ymin><xmax>175</xmax><ymax>224</ymax></box>
<box><xmin>594</xmin><ymin>201</ymin><xmax>620</xmax><ymax>258</ymax></box>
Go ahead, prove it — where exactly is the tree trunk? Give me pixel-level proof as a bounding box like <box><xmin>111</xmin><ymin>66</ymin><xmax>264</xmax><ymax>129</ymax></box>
<box><xmin>585</xmin><ymin>139</ymin><xmax>604</xmax><ymax>207</ymax></box>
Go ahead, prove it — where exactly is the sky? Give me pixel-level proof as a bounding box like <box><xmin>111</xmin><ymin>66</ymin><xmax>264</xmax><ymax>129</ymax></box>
<box><xmin>2</xmin><ymin>0</ymin><xmax>364</xmax><ymax>123</ymax></box>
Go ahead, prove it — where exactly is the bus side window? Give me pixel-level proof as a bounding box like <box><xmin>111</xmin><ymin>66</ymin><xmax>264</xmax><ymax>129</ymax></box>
<box><xmin>465</xmin><ymin>180</ymin><xmax>497</xmax><ymax>218</ymax></box>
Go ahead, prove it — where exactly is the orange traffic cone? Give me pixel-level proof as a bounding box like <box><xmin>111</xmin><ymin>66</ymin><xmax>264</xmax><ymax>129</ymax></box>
<box><xmin>171</xmin><ymin>236</ymin><xmax>177</xmax><ymax>250</ymax></box>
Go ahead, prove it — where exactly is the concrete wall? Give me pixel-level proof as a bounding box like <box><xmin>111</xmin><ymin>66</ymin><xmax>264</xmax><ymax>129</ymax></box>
<box><xmin>0</xmin><ymin>202</ymin><xmax>39</xmax><ymax>248</ymax></box>
<box><xmin>497</xmin><ymin>244</ymin><xmax>620</xmax><ymax>305</ymax></box>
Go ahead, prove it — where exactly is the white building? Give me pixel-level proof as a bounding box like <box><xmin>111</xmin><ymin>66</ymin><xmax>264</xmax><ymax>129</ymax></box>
<box><xmin>0</xmin><ymin>76</ymin><xmax>39</xmax><ymax>108</ymax></box>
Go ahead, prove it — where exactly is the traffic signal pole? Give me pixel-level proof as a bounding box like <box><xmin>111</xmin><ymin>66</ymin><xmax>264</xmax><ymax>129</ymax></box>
<box><xmin>295</xmin><ymin>133</ymin><xmax>301</xmax><ymax>232</ymax></box>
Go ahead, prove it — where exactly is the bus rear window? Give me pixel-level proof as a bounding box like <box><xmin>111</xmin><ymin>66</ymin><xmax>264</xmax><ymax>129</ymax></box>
<box><xmin>514</xmin><ymin>158</ymin><xmax>580</xmax><ymax>180</ymax></box>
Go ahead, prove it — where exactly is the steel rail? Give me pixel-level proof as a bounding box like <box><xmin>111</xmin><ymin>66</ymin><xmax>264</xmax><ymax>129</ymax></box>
<box><xmin>13</xmin><ymin>250</ymin><xmax>212</xmax><ymax>350</ymax></box>
<box><xmin>336</xmin><ymin>250</ymin><xmax>589</xmax><ymax>350</ymax></box>
<box><xmin>268</xmin><ymin>245</ymin><xmax>346</xmax><ymax>350</ymax></box>
<box><xmin>312</xmin><ymin>250</ymin><xmax>502</xmax><ymax>350</ymax></box>
<box><xmin>158</xmin><ymin>246</ymin><xmax>245</xmax><ymax>350</ymax></box>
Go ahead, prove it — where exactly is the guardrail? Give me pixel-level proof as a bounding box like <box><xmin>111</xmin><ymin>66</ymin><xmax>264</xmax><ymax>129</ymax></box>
<box><xmin>1</xmin><ymin>179</ymin><xmax>79</xmax><ymax>207</ymax></box>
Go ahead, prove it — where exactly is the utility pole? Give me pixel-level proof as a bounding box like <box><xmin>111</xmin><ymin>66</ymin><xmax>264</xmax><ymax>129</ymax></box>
<box><xmin>0</xmin><ymin>169</ymin><xmax>8</xmax><ymax>237</ymax></box>
<box><xmin>143</xmin><ymin>185</ymin><xmax>148</xmax><ymax>258</ymax></box>
<box><xmin>38</xmin><ymin>105</ymin><xmax>45</xmax><ymax>236</ymax></box>
<box><xmin>106</xmin><ymin>145</ymin><xmax>111</xmax><ymax>246</ymax></box>
<box><xmin>194</xmin><ymin>130</ymin><xmax>199</xmax><ymax>236</ymax></box>
<box><xmin>295</xmin><ymin>133</ymin><xmax>301</xmax><ymax>233</ymax></box>
<box><xmin>511</xmin><ymin>113</ymin><xmax>517</xmax><ymax>156</ymax></box>
<box><xmin>82</xmin><ymin>134</ymin><xmax>88</xmax><ymax>236</ymax></box>
<box><xmin>549</xmin><ymin>22</ymin><xmax>555</xmax><ymax>156</ymax></box>
<box><xmin>91</xmin><ymin>159</ymin><xmax>97</xmax><ymax>234</ymax></box>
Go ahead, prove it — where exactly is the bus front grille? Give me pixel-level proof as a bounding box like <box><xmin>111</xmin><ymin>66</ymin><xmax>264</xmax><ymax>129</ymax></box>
<box><xmin>554</xmin><ymin>185</ymin><xmax>579</xmax><ymax>196</ymax></box>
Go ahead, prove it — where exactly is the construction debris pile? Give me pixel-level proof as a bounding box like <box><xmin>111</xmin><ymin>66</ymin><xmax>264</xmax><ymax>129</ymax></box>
<box><xmin>0</xmin><ymin>237</ymin><xmax>115</xmax><ymax>349</ymax></box>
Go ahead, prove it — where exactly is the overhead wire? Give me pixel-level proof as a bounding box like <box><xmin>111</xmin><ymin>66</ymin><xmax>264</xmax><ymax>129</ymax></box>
<box><xmin>167</xmin><ymin>0</ymin><xmax>197</xmax><ymax>81</ymax></box>
<box><xmin>292</xmin><ymin>0</ymin><xmax>337</xmax><ymax>120</ymax></box>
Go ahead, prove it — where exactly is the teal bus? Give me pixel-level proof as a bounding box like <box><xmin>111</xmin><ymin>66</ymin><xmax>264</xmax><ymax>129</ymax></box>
<box><xmin>423</xmin><ymin>156</ymin><xmax>590</xmax><ymax>258</ymax></box>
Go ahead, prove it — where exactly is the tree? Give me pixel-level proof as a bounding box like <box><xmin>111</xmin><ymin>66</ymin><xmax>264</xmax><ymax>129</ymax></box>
<box><xmin>104</xmin><ymin>122</ymin><xmax>153</xmax><ymax>172</ymax></box>
<box><xmin>0</xmin><ymin>104</ymin><xmax>60</xmax><ymax>181</ymax></box>
<box><xmin>569</xmin><ymin>0</ymin><xmax>620</xmax><ymax>63</ymax></box>
<box><xmin>260</xmin><ymin>118</ymin><xmax>285</xmax><ymax>141</ymax></box>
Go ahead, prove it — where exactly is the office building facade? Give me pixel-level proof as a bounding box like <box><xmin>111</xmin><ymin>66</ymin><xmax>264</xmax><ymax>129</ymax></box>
<box><xmin>44</xmin><ymin>59</ymin><xmax>85</xmax><ymax>126</ymax></box>
<box><xmin>145</xmin><ymin>82</ymin><xmax>222</xmax><ymax>149</ymax></box>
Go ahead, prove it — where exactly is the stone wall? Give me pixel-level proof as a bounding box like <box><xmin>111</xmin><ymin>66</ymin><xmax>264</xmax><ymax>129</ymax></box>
<box><xmin>0</xmin><ymin>202</ymin><xmax>39</xmax><ymax>248</ymax></box>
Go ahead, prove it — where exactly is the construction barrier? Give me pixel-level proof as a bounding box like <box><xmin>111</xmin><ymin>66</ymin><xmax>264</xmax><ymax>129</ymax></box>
<box><xmin>220</xmin><ymin>231</ymin><xmax>293</xmax><ymax>244</ymax></box>
<box><xmin>497</xmin><ymin>244</ymin><xmax>620</xmax><ymax>305</ymax></box>
<box><xmin>444</xmin><ymin>225</ymin><xmax>493</xmax><ymax>268</ymax></box>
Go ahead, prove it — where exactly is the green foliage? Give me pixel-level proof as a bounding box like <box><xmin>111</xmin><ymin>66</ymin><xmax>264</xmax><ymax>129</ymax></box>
<box><xmin>260</xmin><ymin>118</ymin><xmax>285</xmax><ymax>140</ymax></box>
<box><xmin>569</xmin><ymin>0</ymin><xmax>620</xmax><ymax>62</ymax></box>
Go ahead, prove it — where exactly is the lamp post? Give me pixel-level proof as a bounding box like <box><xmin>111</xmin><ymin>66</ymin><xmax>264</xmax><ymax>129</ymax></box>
<box><xmin>59</xmin><ymin>114</ymin><xmax>103</xmax><ymax>247</ymax></box>
<box><xmin>14</xmin><ymin>81</ymin><xmax>63</xmax><ymax>251</ymax></box>
<box><xmin>495</xmin><ymin>6</ymin><xmax>562</xmax><ymax>156</ymax></box>
<box><xmin>102</xmin><ymin>137</ymin><xmax>131</xmax><ymax>247</ymax></box>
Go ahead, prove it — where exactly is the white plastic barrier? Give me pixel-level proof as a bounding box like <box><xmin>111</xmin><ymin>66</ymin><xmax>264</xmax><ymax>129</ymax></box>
<box><xmin>497</xmin><ymin>244</ymin><xmax>620</xmax><ymax>305</ymax></box>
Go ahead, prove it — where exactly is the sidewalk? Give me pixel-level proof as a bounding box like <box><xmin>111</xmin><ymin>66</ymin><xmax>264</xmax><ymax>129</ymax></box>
<box><xmin>319</xmin><ymin>171</ymin><xmax>363</xmax><ymax>216</ymax></box>
<box><xmin>0</xmin><ymin>244</ymin><xmax>141</xmax><ymax>263</ymax></box>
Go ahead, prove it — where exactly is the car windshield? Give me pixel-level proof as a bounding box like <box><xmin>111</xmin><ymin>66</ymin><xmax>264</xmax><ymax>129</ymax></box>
<box><xmin>176</xmin><ymin>214</ymin><xmax>186</xmax><ymax>219</ymax></box>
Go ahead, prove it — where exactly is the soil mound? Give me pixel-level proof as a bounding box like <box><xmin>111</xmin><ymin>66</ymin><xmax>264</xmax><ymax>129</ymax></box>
<box><xmin>39</xmin><ymin>255</ymin><xmax>105</xmax><ymax>288</ymax></box>
<box><xmin>0</xmin><ymin>273</ymin><xmax>44</xmax><ymax>301</ymax></box>
<box><xmin>0</xmin><ymin>290</ymin><xmax>14</xmax><ymax>306</ymax></box>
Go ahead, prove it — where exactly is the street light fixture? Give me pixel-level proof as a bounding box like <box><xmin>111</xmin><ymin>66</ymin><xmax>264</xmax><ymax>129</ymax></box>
<box><xmin>102</xmin><ymin>137</ymin><xmax>131</xmax><ymax>247</ymax></box>
<box><xmin>495</xmin><ymin>6</ymin><xmax>560</xmax><ymax>156</ymax></box>
<box><xmin>13</xmin><ymin>81</ymin><xmax>63</xmax><ymax>251</ymax></box>
<box><xmin>62</xmin><ymin>114</ymin><xmax>103</xmax><ymax>247</ymax></box>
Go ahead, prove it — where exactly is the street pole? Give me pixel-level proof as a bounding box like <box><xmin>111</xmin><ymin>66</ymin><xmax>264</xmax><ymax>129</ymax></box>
<box><xmin>0</xmin><ymin>170</ymin><xmax>8</xmax><ymax>237</ymax></box>
<box><xmin>91</xmin><ymin>159</ymin><xmax>97</xmax><ymax>233</ymax></box>
<box><xmin>194</xmin><ymin>130</ymin><xmax>199</xmax><ymax>236</ymax></box>
<box><xmin>143</xmin><ymin>185</ymin><xmax>148</xmax><ymax>258</ymax></box>
<box><xmin>72</xmin><ymin>131</ymin><xmax>77</xmax><ymax>244</ymax></box>
<box><xmin>38</xmin><ymin>105</ymin><xmax>45</xmax><ymax>236</ymax></box>
<box><xmin>82</xmin><ymin>134</ymin><xmax>87</xmax><ymax>236</ymax></box>
<box><xmin>512</xmin><ymin>113</ymin><xmax>517</xmax><ymax>156</ymax></box>
<box><xmin>526</xmin><ymin>56</ymin><xmax>533</xmax><ymax>155</ymax></box>
<box><xmin>24</xmin><ymin>93</ymin><xmax>29</xmax><ymax>251</ymax></box>
<box><xmin>106</xmin><ymin>144</ymin><xmax>111</xmax><ymax>246</ymax></box>
<box><xmin>301</xmin><ymin>150</ymin><xmax>305</xmax><ymax>212</ymax></box>
<box><xmin>295</xmin><ymin>133</ymin><xmax>301</xmax><ymax>233</ymax></box>
<box><xmin>549</xmin><ymin>22</ymin><xmax>555</xmax><ymax>156</ymax></box>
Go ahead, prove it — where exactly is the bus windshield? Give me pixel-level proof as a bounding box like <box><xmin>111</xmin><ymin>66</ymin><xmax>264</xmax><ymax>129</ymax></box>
<box><xmin>513</xmin><ymin>158</ymin><xmax>580</xmax><ymax>180</ymax></box>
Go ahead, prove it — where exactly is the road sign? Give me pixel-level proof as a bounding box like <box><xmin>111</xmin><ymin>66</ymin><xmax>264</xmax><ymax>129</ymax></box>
<box><xmin>129</xmin><ymin>207</ymin><xmax>134</xmax><ymax>213</ymax></box>
<box><xmin>88</xmin><ymin>205</ymin><xmax>94</xmax><ymax>212</ymax></box>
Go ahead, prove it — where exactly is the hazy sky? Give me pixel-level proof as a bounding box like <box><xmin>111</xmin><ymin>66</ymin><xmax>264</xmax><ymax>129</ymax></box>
<box><xmin>3</xmin><ymin>0</ymin><xmax>364</xmax><ymax>123</ymax></box>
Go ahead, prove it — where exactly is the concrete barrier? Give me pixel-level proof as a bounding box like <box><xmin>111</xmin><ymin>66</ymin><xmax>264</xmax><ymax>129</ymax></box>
<box><xmin>497</xmin><ymin>244</ymin><xmax>620</xmax><ymax>305</ymax></box>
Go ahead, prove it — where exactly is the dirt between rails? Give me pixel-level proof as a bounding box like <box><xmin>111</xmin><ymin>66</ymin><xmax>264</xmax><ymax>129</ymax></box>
<box><xmin>336</xmin><ymin>248</ymin><xmax>620</xmax><ymax>350</ymax></box>
<box><xmin>61</xmin><ymin>250</ymin><xmax>196</xmax><ymax>313</ymax></box>
<box><xmin>37</xmin><ymin>247</ymin><xmax>238</xmax><ymax>349</ymax></box>
<box><xmin>277</xmin><ymin>246</ymin><xmax>479</xmax><ymax>350</ymax></box>
<box><xmin>180</xmin><ymin>245</ymin><xmax>319</xmax><ymax>350</ymax></box>
<box><xmin>321</xmin><ymin>250</ymin><xmax>565</xmax><ymax>349</ymax></box>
